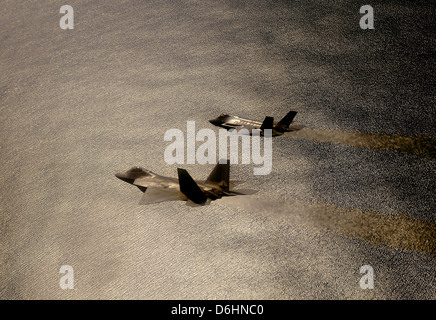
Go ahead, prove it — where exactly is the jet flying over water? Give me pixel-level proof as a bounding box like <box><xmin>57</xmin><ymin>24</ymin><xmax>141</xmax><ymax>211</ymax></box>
<box><xmin>209</xmin><ymin>110</ymin><xmax>303</xmax><ymax>136</ymax></box>
<box><xmin>115</xmin><ymin>160</ymin><xmax>256</xmax><ymax>206</ymax></box>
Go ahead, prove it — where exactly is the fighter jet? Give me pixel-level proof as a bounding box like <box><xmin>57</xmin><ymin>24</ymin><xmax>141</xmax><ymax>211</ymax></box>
<box><xmin>208</xmin><ymin>110</ymin><xmax>303</xmax><ymax>136</ymax></box>
<box><xmin>115</xmin><ymin>160</ymin><xmax>256</xmax><ymax>206</ymax></box>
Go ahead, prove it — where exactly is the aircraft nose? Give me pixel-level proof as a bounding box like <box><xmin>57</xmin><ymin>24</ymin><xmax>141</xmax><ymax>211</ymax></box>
<box><xmin>209</xmin><ymin>119</ymin><xmax>219</xmax><ymax>126</ymax></box>
<box><xmin>115</xmin><ymin>172</ymin><xmax>134</xmax><ymax>184</ymax></box>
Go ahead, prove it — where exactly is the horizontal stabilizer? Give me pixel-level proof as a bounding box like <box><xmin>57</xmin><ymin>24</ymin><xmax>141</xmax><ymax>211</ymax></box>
<box><xmin>139</xmin><ymin>186</ymin><xmax>185</xmax><ymax>205</ymax></box>
<box><xmin>186</xmin><ymin>198</ymin><xmax>211</xmax><ymax>207</ymax></box>
<box><xmin>177</xmin><ymin>168</ymin><xmax>208</xmax><ymax>205</ymax></box>
<box><xmin>229</xmin><ymin>180</ymin><xmax>244</xmax><ymax>188</ymax></box>
<box><xmin>223</xmin><ymin>188</ymin><xmax>258</xmax><ymax>196</ymax></box>
<box><xmin>288</xmin><ymin>124</ymin><xmax>305</xmax><ymax>131</ymax></box>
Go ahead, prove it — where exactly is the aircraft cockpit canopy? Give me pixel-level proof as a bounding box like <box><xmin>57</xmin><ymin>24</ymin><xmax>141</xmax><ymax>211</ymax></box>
<box><xmin>128</xmin><ymin>166</ymin><xmax>152</xmax><ymax>176</ymax></box>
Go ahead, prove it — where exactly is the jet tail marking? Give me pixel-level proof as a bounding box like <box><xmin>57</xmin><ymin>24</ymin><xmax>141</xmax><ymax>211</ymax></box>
<box><xmin>277</xmin><ymin>111</ymin><xmax>297</xmax><ymax>128</ymax></box>
<box><xmin>177</xmin><ymin>168</ymin><xmax>208</xmax><ymax>205</ymax></box>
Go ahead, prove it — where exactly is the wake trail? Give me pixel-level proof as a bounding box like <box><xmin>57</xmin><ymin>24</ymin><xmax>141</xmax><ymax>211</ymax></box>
<box><xmin>220</xmin><ymin>196</ymin><xmax>436</xmax><ymax>257</ymax></box>
<box><xmin>287</xmin><ymin>128</ymin><xmax>436</xmax><ymax>159</ymax></box>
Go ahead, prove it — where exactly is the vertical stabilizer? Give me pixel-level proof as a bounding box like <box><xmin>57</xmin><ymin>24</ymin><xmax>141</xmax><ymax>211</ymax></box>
<box><xmin>177</xmin><ymin>168</ymin><xmax>208</xmax><ymax>205</ymax></box>
<box><xmin>205</xmin><ymin>160</ymin><xmax>230</xmax><ymax>191</ymax></box>
<box><xmin>277</xmin><ymin>111</ymin><xmax>297</xmax><ymax>128</ymax></box>
<box><xmin>260</xmin><ymin>116</ymin><xmax>274</xmax><ymax>131</ymax></box>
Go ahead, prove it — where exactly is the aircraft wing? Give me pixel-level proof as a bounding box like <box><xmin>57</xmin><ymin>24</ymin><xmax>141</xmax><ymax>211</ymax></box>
<box><xmin>133</xmin><ymin>177</ymin><xmax>150</xmax><ymax>188</ymax></box>
<box><xmin>138</xmin><ymin>186</ymin><xmax>186</xmax><ymax>205</ymax></box>
<box><xmin>228</xmin><ymin>117</ymin><xmax>273</xmax><ymax>134</ymax></box>
<box><xmin>221</xmin><ymin>124</ymin><xmax>260</xmax><ymax>135</ymax></box>
<box><xmin>234</xmin><ymin>125</ymin><xmax>259</xmax><ymax>133</ymax></box>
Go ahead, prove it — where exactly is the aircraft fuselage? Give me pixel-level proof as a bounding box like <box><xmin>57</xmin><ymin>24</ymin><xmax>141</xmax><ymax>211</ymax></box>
<box><xmin>209</xmin><ymin>113</ymin><xmax>302</xmax><ymax>136</ymax></box>
<box><xmin>115</xmin><ymin>162</ymin><xmax>253</xmax><ymax>205</ymax></box>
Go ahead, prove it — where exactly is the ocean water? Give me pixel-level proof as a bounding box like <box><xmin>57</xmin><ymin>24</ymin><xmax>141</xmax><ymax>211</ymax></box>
<box><xmin>1</xmin><ymin>0</ymin><xmax>435</xmax><ymax>299</ymax></box>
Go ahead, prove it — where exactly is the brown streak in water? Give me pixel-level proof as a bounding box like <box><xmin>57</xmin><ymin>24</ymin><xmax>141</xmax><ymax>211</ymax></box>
<box><xmin>223</xmin><ymin>197</ymin><xmax>436</xmax><ymax>257</ymax></box>
<box><xmin>308</xmin><ymin>201</ymin><xmax>436</xmax><ymax>257</ymax></box>
<box><xmin>288</xmin><ymin>128</ymin><xmax>436</xmax><ymax>159</ymax></box>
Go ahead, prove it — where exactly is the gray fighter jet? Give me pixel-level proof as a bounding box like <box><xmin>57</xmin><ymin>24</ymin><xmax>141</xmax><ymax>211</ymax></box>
<box><xmin>115</xmin><ymin>160</ymin><xmax>256</xmax><ymax>206</ymax></box>
<box><xmin>208</xmin><ymin>110</ymin><xmax>303</xmax><ymax>136</ymax></box>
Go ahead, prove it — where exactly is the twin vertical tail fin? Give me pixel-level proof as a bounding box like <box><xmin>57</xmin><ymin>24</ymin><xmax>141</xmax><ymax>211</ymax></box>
<box><xmin>177</xmin><ymin>160</ymin><xmax>231</xmax><ymax>205</ymax></box>
<box><xmin>260</xmin><ymin>116</ymin><xmax>274</xmax><ymax>132</ymax></box>
<box><xmin>205</xmin><ymin>159</ymin><xmax>230</xmax><ymax>191</ymax></box>
<box><xmin>176</xmin><ymin>160</ymin><xmax>254</xmax><ymax>205</ymax></box>
<box><xmin>277</xmin><ymin>110</ymin><xmax>297</xmax><ymax>128</ymax></box>
<box><xmin>177</xmin><ymin>168</ymin><xmax>208</xmax><ymax>205</ymax></box>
